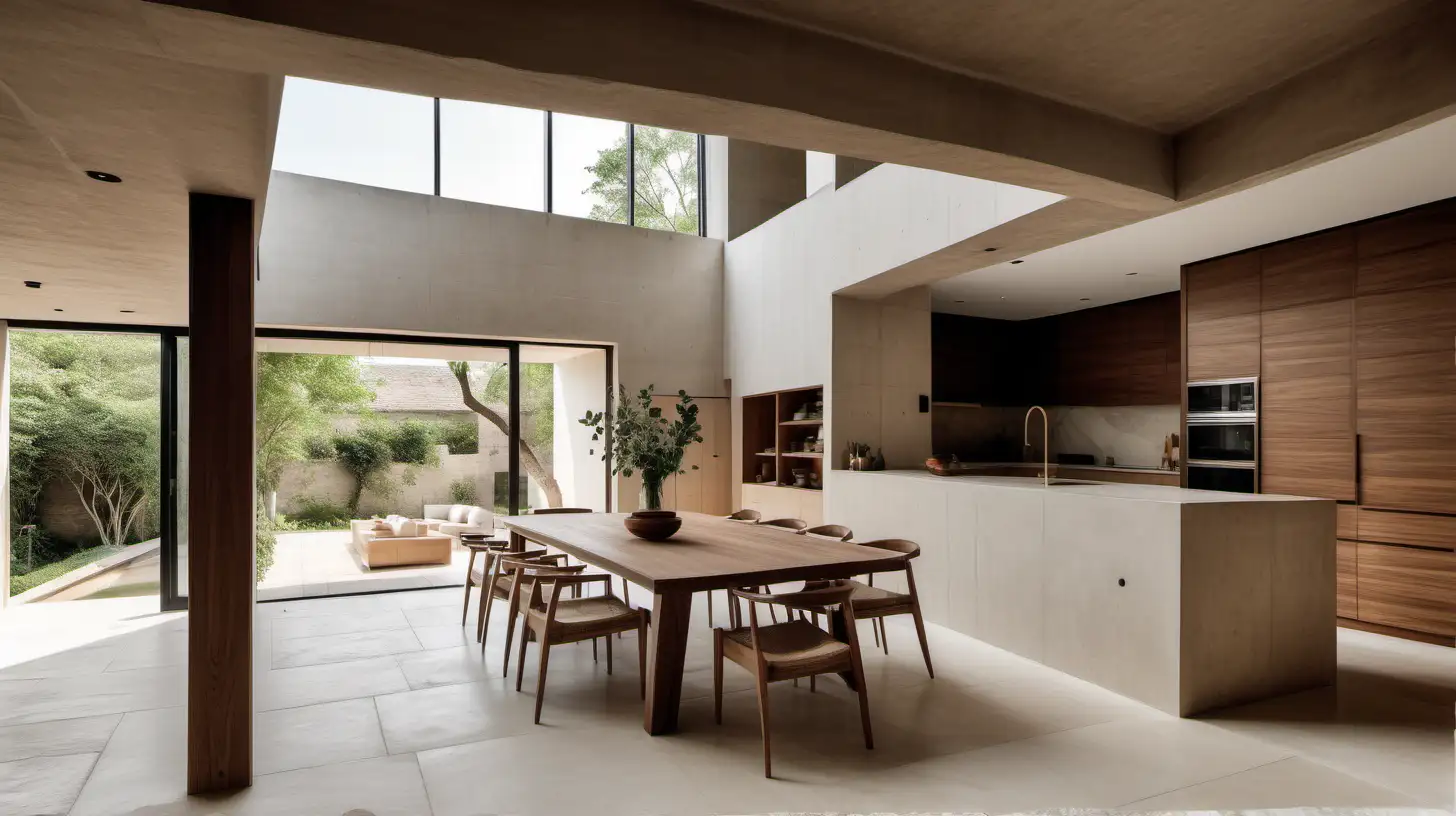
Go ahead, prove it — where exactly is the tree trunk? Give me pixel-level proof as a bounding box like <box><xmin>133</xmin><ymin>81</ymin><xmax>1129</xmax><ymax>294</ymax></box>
<box><xmin>449</xmin><ymin>365</ymin><xmax>564</xmax><ymax>508</ymax></box>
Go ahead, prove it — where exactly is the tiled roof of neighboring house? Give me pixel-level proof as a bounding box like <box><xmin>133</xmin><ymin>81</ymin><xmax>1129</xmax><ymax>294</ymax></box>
<box><xmin>360</xmin><ymin>363</ymin><xmax>475</xmax><ymax>414</ymax></box>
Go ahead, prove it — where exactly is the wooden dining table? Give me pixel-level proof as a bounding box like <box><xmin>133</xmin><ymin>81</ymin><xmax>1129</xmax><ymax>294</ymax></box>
<box><xmin>501</xmin><ymin>511</ymin><xmax>907</xmax><ymax>735</ymax></box>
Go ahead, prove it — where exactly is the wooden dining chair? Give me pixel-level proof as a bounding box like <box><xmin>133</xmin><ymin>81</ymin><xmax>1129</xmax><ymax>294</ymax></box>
<box><xmin>476</xmin><ymin>547</ymin><xmax>567</xmax><ymax>648</ymax></box>
<box><xmin>839</xmin><ymin>539</ymin><xmax>934</xmax><ymax>678</ymax></box>
<box><xmin>460</xmin><ymin>534</ymin><xmax>509</xmax><ymax>632</ymax></box>
<box><xmin>529</xmin><ymin>507</ymin><xmax>631</xmax><ymax>605</ymax></box>
<box><xmin>508</xmin><ymin>563</ymin><xmax>649</xmax><ymax>724</ymax></box>
<box><xmin>715</xmin><ymin>581</ymin><xmax>873</xmax><ymax>778</ymax></box>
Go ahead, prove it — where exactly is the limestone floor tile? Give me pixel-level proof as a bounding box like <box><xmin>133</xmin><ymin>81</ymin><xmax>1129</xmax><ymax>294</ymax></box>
<box><xmin>254</xmin><ymin>698</ymin><xmax>387</xmax><ymax>775</ymax></box>
<box><xmin>254</xmin><ymin>591</ymin><xmax>406</xmax><ymax>620</ymax></box>
<box><xmin>69</xmin><ymin>707</ymin><xmax>186</xmax><ymax>816</ymax></box>
<box><xmin>0</xmin><ymin>752</ymin><xmax>98</xmax><ymax>816</ymax></box>
<box><xmin>0</xmin><ymin>713</ymin><xmax>120</xmax><ymax>763</ymax></box>
<box><xmin>411</xmin><ymin>622</ymin><xmax>477</xmax><ymax>651</ymax></box>
<box><xmin>0</xmin><ymin>664</ymin><xmax>184</xmax><ymax>727</ymax></box>
<box><xmin>228</xmin><ymin>753</ymin><xmax>432</xmax><ymax>816</ymax></box>
<box><xmin>256</xmin><ymin>655</ymin><xmax>411</xmax><ymax>712</ymax></box>
<box><xmin>104</xmin><ymin>627</ymin><xmax>189</xmax><ymax>672</ymax></box>
<box><xmin>1118</xmin><ymin>755</ymin><xmax>1421</xmax><ymax>810</ymax></box>
<box><xmin>268</xmin><ymin>607</ymin><xmax>412</xmax><ymax>641</ymax></box>
<box><xmin>374</xmin><ymin>678</ymin><xmax>540</xmax><ymax>754</ymax></box>
<box><xmin>418</xmin><ymin>725</ymin><xmax>700</xmax><ymax>816</ymax></box>
<box><xmin>271</xmin><ymin>627</ymin><xmax>423</xmax><ymax>669</ymax></box>
<box><xmin>396</xmin><ymin>646</ymin><xmax>498</xmax><ymax>690</ymax></box>
<box><xmin>394</xmin><ymin>586</ymin><xmax>462</xmax><ymax>609</ymax></box>
<box><xmin>0</xmin><ymin>645</ymin><xmax>116</xmax><ymax>681</ymax></box>
<box><xmin>872</xmin><ymin>715</ymin><xmax>1296</xmax><ymax>812</ymax></box>
<box><xmin>403</xmin><ymin>601</ymin><xmax>466</xmax><ymax>628</ymax></box>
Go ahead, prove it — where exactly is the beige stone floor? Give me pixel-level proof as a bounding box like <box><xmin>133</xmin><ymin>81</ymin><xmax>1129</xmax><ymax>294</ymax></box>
<box><xmin>0</xmin><ymin>587</ymin><xmax>1451</xmax><ymax>816</ymax></box>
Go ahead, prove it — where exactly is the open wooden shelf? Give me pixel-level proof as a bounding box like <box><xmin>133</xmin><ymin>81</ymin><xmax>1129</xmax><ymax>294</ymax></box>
<box><xmin>743</xmin><ymin>385</ymin><xmax>825</xmax><ymax>494</ymax></box>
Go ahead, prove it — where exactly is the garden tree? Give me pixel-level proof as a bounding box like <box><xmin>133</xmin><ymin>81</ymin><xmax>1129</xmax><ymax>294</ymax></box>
<box><xmin>331</xmin><ymin>423</ymin><xmax>396</xmax><ymax>517</ymax></box>
<box><xmin>586</xmin><ymin>126</ymin><xmax>699</xmax><ymax>233</ymax></box>
<box><xmin>255</xmin><ymin>353</ymin><xmax>374</xmax><ymax>500</ymax></box>
<box><xmin>7</xmin><ymin>332</ymin><xmax>160</xmax><ymax>548</ymax></box>
<box><xmin>447</xmin><ymin>361</ymin><xmax>563</xmax><ymax>508</ymax></box>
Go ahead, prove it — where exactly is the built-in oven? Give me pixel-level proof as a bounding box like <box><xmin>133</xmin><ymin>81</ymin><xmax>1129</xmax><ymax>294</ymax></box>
<box><xmin>1186</xmin><ymin>377</ymin><xmax>1259</xmax><ymax>493</ymax></box>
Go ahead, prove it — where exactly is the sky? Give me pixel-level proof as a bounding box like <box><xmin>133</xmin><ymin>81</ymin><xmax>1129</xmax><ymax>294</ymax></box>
<box><xmin>271</xmin><ymin>77</ymin><xmax>628</xmax><ymax>217</ymax></box>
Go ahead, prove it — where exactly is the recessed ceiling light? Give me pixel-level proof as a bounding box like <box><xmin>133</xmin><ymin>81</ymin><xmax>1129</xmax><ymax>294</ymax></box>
<box><xmin>53</xmin><ymin>308</ymin><xmax>64</xmax><ymax>312</ymax></box>
<box><xmin>983</xmin><ymin>247</ymin><xmax>998</xmax><ymax>252</ymax></box>
<box><xmin>1080</xmin><ymin>298</ymin><xmax>1090</xmax><ymax>302</ymax></box>
<box><xmin>85</xmin><ymin>170</ymin><xmax>122</xmax><ymax>183</ymax></box>
<box><xmin>1125</xmin><ymin>272</ymin><xmax>1138</xmax><ymax>276</ymax></box>
<box><xmin>120</xmin><ymin>309</ymin><xmax>135</xmax><ymax>314</ymax></box>
<box><xmin>1010</xmin><ymin>260</ymin><xmax>1024</xmax><ymax>265</ymax></box>
<box><xmin>954</xmin><ymin>300</ymin><xmax>965</xmax><ymax>303</ymax></box>
<box><xmin>1000</xmin><ymin>296</ymin><xmax>1006</xmax><ymax>300</ymax></box>
<box><xmin>23</xmin><ymin>280</ymin><xmax>41</xmax><ymax>288</ymax></box>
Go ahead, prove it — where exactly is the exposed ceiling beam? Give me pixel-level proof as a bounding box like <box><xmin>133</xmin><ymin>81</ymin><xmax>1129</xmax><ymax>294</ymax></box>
<box><xmin>1177</xmin><ymin>4</ymin><xmax>1456</xmax><ymax>203</ymax></box>
<box><xmin>138</xmin><ymin>0</ymin><xmax>1174</xmax><ymax>211</ymax></box>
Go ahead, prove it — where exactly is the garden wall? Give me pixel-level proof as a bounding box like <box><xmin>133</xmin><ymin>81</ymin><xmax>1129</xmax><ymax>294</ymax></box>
<box><xmin>275</xmin><ymin>449</ymin><xmax>497</xmax><ymax>518</ymax></box>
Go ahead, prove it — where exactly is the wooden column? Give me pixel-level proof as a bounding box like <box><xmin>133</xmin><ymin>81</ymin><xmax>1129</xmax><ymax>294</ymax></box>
<box><xmin>186</xmin><ymin>192</ymin><xmax>255</xmax><ymax>794</ymax></box>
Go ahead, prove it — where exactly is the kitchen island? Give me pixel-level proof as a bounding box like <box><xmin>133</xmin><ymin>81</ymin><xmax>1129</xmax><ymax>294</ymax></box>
<box><xmin>826</xmin><ymin>469</ymin><xmax>1336</xmax><ymax>716</ymax></box>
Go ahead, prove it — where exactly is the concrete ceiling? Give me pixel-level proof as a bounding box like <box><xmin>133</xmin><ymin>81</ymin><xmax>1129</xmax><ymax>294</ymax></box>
<box><xmin>0</xmin><ymin>0</ymin><xmax>1452</xmax><ymax>327</ymax></box>
<box><xmin>697</xmin><ymin>0</ymin><xmax>1430</xmax><ymax>133</ymax></box>
<box><xmin>931</xmin><ymin>113</ymin><xmax>1456</xmax><ymax>320</ymax></box>
<box><xmin>0</xmin><ymin>0</ymin><xmax>276</xmax><ymax>325</ymax></box>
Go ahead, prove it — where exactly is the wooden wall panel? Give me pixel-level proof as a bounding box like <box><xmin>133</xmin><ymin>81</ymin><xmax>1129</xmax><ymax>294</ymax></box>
<box><xmin>1260</xmin><ymin>300</ymin><xmax>1354</xmax><ymax>381</ymax></box>
<box><xmin>1355</xmin><ymin>508</ymin><xmax>1456</xmax><ymax>551</ymax></box>
<box><xmin>1260</xmin><ymin>438</ymin><xmax>1355</xmax><ymax>501</ymax></box>
<box><xmin>1186</xmin><ymin>253</ymin><xmax>1261</xmax><ymax>321</ymax></box>
<box><xmin>1356</xmin><ymin>196</ymin><xmax>1456</xmax><ymax>294</ymax></box>
<box><xmin>186</xmin><ymin>193</ymin><xmax>255</xmax><ymax>794</ymax></box>
<box><xmin>1355</xmin><ymin>283</ymin><xmax>1456</xmax><ymax>359</ymax></box>
<box><xmin>1356</xmin><ymin>350</ymin><xmax>1456</xmax><ymax>512</ymax></box>
<box><xmin>1261</xmin><ymin>228</ymin><xmax>1355</xmax><ymax>311</ymax></box>
<box><xmin>1356</xmin><ymin>542</ymin><xmax>1456</xmax><ymax>636</ymax></box>
<box><xmin>1336</xmin><ymin>539</ymin><xmax>1357</xmax><ymax>619</ymax></box>
<box><xmin>1186</xmin><ymin>339</ymin><xmax>1260</xmax><ymax>382</ymax></box>
<box><xmin>1337</xmin><ymin>504</ymin><xmax>1358</xmax><ymax>539</ymax></box>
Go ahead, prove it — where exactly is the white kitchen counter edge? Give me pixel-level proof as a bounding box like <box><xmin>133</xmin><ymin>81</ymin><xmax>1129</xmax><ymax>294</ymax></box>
<box><xmin>836</xmin><ymin>468</ymin><xmax>1327</xmax><ymax>505</ymax></box>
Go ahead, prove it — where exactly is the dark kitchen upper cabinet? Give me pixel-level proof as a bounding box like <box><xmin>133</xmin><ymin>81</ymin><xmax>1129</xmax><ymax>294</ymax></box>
<box><xmin>932</xmin><ymin>294</ymin><xmax>1179</xmax><ymax>407</ymax></box>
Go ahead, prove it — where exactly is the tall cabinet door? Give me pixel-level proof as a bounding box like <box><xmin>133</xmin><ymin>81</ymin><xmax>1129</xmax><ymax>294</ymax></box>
<box><xmin>1185</xmin><ymin>253</ymin><xmax>1261</xmax><ymax>381</ymax></box>
<box><xmin>657</xmin><ymin>395</ymin><xmax>731</xmax><ymax>515</ymax></box>
<box><xmin>1259</xmin><ymin>229</ymin><xmax>1356</xmax><ymax>500</ymax></box>
<box><xmin>1355</xmin><ymin>200</ymin><xmax>1456</xmax><ymax>513</ymax></box>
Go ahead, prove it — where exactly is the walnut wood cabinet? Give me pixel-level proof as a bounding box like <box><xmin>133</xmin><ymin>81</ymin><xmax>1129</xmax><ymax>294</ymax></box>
<box><xmin>1183</xmin><ymin>196</ymin><xmax>1456</xmax><ymax>646</ymax></box>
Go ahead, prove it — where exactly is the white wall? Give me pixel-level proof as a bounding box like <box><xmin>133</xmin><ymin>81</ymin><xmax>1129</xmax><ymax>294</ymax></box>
<box><xmin>257</xmin><ymin>171</ymin><xmax>727</xmax><ymax>398</ymax></box>
<box><xmin>552</xmin><ymin>349</ymin><xmax>609</xmax><ymax>510</ymax></box>
<box><xmin>725</xmin><ymin>165</ymin><xmax>1061</xmax><ymax>497</ymax></box>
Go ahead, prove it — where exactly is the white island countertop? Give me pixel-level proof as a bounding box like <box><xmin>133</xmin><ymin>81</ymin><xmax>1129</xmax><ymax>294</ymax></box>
<box><xmin>826</xmin><ymin>467</ymin><xmax>1336</xmax><ymax>716</ymax></box>
<box><xmin>864</xmin><ymin>468</ymin><xmax>1324</xmax><ymax>504</ymax></box>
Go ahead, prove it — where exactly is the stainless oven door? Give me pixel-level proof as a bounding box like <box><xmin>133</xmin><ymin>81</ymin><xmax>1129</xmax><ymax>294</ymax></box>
<box><xmin>1185</xmin><ymin>417</ymin><xmax>1257</xmax><ymax>463</ymax></box>
<box><xmin>1187</xmin><ymin>377</ymin><xmax>1258</xmax><ymax>418</ymax></box>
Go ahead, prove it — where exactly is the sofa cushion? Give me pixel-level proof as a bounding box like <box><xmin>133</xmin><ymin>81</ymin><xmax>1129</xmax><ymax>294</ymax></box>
<box><xmin>467</xmin><ymin>507</ymin><xmax>493</xmax><ymax>528</ymax></box>
<box><xmin>448</xmin><ymin>504</ymin><xmax>470</xmax><ymax>523</ymax></box>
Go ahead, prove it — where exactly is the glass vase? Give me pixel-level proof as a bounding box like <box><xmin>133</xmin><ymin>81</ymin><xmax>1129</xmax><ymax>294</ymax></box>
<box><xmin>640</xmin><ymin>476</ymin><xmax>665</xmax><ymax>512</ymax></box>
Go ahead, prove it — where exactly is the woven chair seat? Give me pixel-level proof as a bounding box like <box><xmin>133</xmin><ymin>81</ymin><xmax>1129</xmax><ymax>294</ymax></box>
<box><xmin>724</xmin><ymin>620</ymin><xmax>849</xmax><ymax>671</ymax></box>
<box><xmin>527</xmin><ymin>595</ymin><xmax>637</xmax><ymax>639</ymax></box>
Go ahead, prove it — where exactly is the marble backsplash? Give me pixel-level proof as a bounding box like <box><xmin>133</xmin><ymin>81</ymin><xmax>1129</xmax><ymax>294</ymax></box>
<box><xmin>932</xmin><ymin>404</ymin><xmax>1180</xmax><ymax>469</ymax></box>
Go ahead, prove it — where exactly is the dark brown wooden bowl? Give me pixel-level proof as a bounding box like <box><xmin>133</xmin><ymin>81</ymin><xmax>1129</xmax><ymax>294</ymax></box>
<box><xmin>623</xmin><ymin>510</ymin><xmax>683</xmax><ymax>541</ymax></box>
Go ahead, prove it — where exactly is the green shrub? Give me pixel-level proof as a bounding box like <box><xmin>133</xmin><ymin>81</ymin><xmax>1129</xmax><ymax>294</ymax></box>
<box><xmin>448</xmin><ymin>478</ymin><xmax>478</xmax><ymax>505</ymax></box>
<box><xmin>9</xmin><ymin>543</ymin><xmax>121</xmax><ymax>597</ymax></box>
<box><xmin>304</xmin><ymin>435</ymin><xmax>334</xmax><ymax>460</ymax></box>
<box><xmin>288</xmin><ymin>496</ymin><xmax>352</xmax><ymax>527</ymax></box>
<box><xmin>386</xmin><ymin>419</ymin><xmax>438</xmax><ymax>465</ymax></box>
<box><xmin>435</xmin><ymin>419</ymin><xmax>478</xmax><ymax>455</ymax></box>
<box><xmin>332</xmin><ymin>429</ymin><xmax>394</xmax><ymax>516</ymax></box>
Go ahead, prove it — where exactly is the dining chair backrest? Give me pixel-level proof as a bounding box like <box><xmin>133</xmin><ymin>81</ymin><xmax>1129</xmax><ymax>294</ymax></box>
<box><xmin>758</xmin><ymin>518</ymin><xmax>808</xmax><ymax>532</ymax></box>
<box><xmin>856</xmin><ymin>538</ymin><xmax>920</xmax><ymax>559</ymax></box>
<box><xmin>726</xmin><ymin>509</ymin><xmax>762</xmax><ymax>523</ymax></box>
<box><xmin>801</xmin><ymin>524</ymin><xmax>853</xmax><ymax>541</ymax></box>
<box><xmin>531</xmin><ymin>507</ymin><xmax>593</xmax><ymax>515</ymax></box>
<box><xmin>729</xmin><ymin>580</ymin><xmax>855</xmax><ymax>614</ymax></box>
